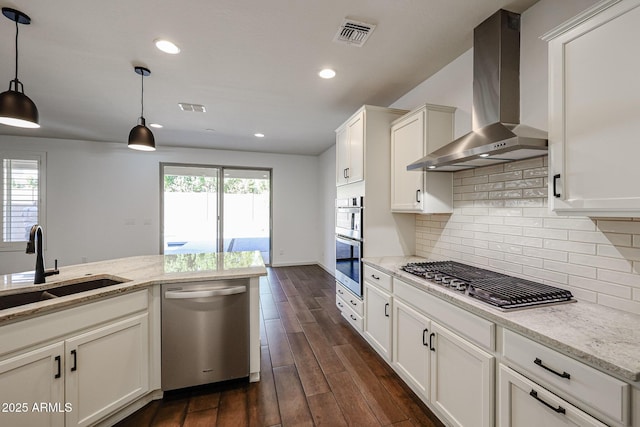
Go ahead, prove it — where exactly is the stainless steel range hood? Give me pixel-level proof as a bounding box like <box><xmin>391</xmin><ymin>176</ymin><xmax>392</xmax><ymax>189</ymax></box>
<box><xmin>408</xmin><ymin>9</ymin><xmax>547</xmax><ymax>172</ymax></box>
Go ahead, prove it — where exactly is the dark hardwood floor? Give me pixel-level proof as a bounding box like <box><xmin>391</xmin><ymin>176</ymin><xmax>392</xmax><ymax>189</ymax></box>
<box><xmin>115</xmin><ymin>265</ymin><xmax>445</xmax><ymax>427</ymax></box>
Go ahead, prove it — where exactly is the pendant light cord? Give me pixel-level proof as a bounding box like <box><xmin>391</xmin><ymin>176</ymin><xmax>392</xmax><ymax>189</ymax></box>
<box><xmin>140</xmin><ymin>71</ymin><xmax>144</xmax><ymax>119</ymax></box>
<box><xmin>14</xmin><ymin>18</ymin><xmax>19</xmax><ymax>82</ymax></box>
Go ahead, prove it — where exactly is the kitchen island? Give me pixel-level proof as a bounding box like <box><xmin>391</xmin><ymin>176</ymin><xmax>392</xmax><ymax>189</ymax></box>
<box><xmin>0</xmin><ymin>252</ymin><xmax>266</xmax><ymax>427</ymax></box>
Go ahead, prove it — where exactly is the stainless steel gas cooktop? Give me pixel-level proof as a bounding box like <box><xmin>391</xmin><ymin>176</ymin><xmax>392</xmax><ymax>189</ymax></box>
<box><xmin>402</xmin><ymin>261</ymin><xmax>575</xmax><ymax>311</ymax></box>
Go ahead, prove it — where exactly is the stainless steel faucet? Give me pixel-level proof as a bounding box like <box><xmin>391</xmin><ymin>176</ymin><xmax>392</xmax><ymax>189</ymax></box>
<box><xmin>25</xmin><ymin>224</ymin><xmax>59</xmax><ymax>284</ymax></box>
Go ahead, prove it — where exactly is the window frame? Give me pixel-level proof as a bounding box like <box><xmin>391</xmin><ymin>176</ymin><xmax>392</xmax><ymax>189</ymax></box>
<box><xmin>0</xmin><ymin>151</ymin><xmax>46</xmax><ymax>252</ymax></box>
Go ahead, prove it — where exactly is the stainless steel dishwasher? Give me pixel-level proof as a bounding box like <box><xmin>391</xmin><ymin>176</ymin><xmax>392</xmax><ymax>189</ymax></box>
<box><xmin>161</xmin><ymin>280</ymin><xmax>249</xmax><ymax>391</ymax></box>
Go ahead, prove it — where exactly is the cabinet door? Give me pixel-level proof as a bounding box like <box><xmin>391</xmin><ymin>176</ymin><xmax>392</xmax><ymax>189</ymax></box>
<box><xmin>391</xmin><ymin>109</ymin><xmax>425</xmax><ymax>211</ymax></box>
<box><xmin>363</xmin><ymin>282</ymin><xmax>392</xmax><ymax>360</ymax></box>
<box><xmin>65</xmin><ymin>314</ymin><xmax>149</xmax><ymax>427</ymax></box>
<box><xmin>336</xmin><ymin>125</ymin><xmax>350</xmax><ymax>186</ymax></box>
<box><xmin>547</xmin><ymin>0</ymin><xmax>640</xmax><ymax>216</ymax></box>
<box><xmin>392</xmin><ymin>299</ymin><xmax>430</xmax><ymax>399</ymax></box>
<box><xmin>498</xmin><ymin>364</ymin><xmax>607</xmax><ymax>427</ymax></box>
<box><xmin>0</xmin><ymin>342</ymin><xmax>65</xmax><ymax>427</ymax></box>
<box><xmin>346</xmin><ymin>110</ymin><xmax>364</xmax><ymax>184</ymax></box>
<box><xmin>430</xmin><ymin>321</ymin><xmax>494</xmax><ymax>427</ymax></box>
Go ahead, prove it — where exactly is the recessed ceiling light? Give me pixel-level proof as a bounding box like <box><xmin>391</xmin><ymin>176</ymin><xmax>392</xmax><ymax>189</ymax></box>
<box><xmin>254</xmin><ymin>133</ymin><xmax>265</xmax><ymax>138</ymax></box>
<box><xmin>318</xmin><ymin>68</ymin><xmax>336</xmax><ymax>79</ymax></box>
<box><xmin>149</xmin><ymin>123</ymin><xmax>163</xmax><ymax>128</ymax></box>
<box><xmin>479</xmin><ymin>153</ymin><xmax>490</xmax><ymax>158</ymax></box>
<box><xmin>428</xmin><ymin>166</ymin><xmax>437</xmax><ymax>169</ymax></box>
<box><xmin>155</xmin><ymin>39</ymin><xmax>180</xmax><ymax>54</ymax></box>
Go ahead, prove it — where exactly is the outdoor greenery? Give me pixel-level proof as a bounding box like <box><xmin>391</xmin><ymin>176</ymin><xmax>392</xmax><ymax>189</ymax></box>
<box><xmin>164</xmin><ymin>175</ymin><xmax>269</xmax><ymax>194</ymax></box>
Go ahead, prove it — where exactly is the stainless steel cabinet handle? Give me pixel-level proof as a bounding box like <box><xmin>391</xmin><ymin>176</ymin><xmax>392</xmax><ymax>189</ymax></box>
<box><xmin>165</xmin><ymin>285</ymin><xmax>246</xmax><ymax>299</ymax></box>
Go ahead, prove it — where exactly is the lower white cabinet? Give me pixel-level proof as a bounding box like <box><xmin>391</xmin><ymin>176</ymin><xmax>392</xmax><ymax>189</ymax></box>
<box><xmin>0</xmin><ymin>342</ymin><xmax>66</xmax><ymax>427</ymax></box>
<box><xmin>65</xmin><ymin>313</ymin><xmax>149</xmax><ymax>427</ymax></box>
<box><xmin>392</xmin><ymin>298</ymin><xmax>431</xmax><ymax>398</ymax></box>
<box><xmin>498</xmin><ymin>364</ymin><xmax>607</xmax><ymax>427</ymax></box>
<box><xmin>430</xmin><ymin>321</ymin><xmax>494</xmax><ymax>427</ymax></box>
<box><xmin>391</xmin><ymin>297</ymin><xmax>494</xmax><ymax>427</ymax></box>
<box><xmin>363</xmin><ymin>281</ymin><xmax>392</xmax><ymax>360</ymax></box>
<box><xmin>0</xmin><ymin>313</ymin><xmax>148</xmax><ymax>427</ymax></box>
<box><xmin>0</xmin><ymin>291</ymin><xmax>151</xmax><ymax>427</ymax></box>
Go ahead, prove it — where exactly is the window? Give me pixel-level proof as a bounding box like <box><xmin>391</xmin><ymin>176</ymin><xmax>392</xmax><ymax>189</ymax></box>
<box><xmin>0</xmin><ymin>152</ymin><xmax>45</xmax><ymax>251</ymax></box>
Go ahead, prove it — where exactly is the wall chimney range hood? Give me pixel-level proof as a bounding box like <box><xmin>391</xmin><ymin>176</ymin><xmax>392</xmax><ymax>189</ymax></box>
<box><xmin>407</xmin><ymin>9</ymin><xmax>547</xmax><ymax>172</ymax></box>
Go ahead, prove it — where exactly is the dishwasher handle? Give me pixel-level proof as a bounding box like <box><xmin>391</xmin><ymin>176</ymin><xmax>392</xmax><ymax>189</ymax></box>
<box><xmin>164</xmin><ymin>285</ymin><xmax>246</xmax><ymax>299</ymax></box>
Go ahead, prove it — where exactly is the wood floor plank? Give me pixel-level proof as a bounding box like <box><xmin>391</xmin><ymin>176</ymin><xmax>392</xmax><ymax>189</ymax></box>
<box><xmin>301</xmin><ymin>279</ymin><xmax>328</xmax><ymax>298</ymax></box>
<box><xmin>259</xmin><ymin>276</ymin><xmax>272</xmax><ymax>294</ymax></box>
<box><xmin>260</xmin><ymin>292</ymin><xmax>279</xmax><ymax>321</ymax></box>
<box><xmin>279</xmin><ymin>278</ymin><xmax>299</xmax><ymax>297</ymax></box>
<box><xmin>113</xmin><ymin>399</ymin><xmax>161</xmax><ymax>427</ymax></box>
<box><xmin>248</xmin><ymin>346</ymin><xmax>281</xmax><ymax>427</ymax></box>
<box><xmin>334</xmin><ymin>344</ymin><xmax>408</xmax><ymax>425</ymax></box>
<box><xmin>378</xmin><ymin>373</ymin><xmax>445</xmax><ymax>427</ymax></box>
<box><xmin>264</xmin><ymin>319</ymin><xmax>294</xmax><ymax>367</ymax></box>
<box><xmin>287</xmin><ymin>332</ymin><xmax>330</xmax><ymax>396</ymax></box>
<box><xmin>187</xmin><ymin>390</ymin><xmax>220</xmax><ymax>413</ymax></box>
<box><xmin>310</xmin><ymin>308</ymin><xmax>349</xmax><ymax>346</ymax></box>
<box><xmin>216</xmin><ymin>385</ymin><xmax>248</xmax><ymax>426</ymax></box>
<box><xmin>307</xmin><ymin>392</ymin><xmax>348</xmax><ymax>427</ymax></box>
<box><xmin>325</xmin><ymin>371</ymin><xmax>380</xmax><ymax>426</ymax></box>
<box><xmin>182</xmin><ymin>409</ymin><xmax>218</xmax><ymax>427</ymax></box>
<box><xmin>300</xmin><ymin>322</ymin><xmax>345</xmax><ymax>376</ymax></box>
<box><xmin>149</xmin><ymin>398</ymin><xmax>187</xmax><ymax>427</ymax></box>
<box><xmin>275</xmin><ymin>301</ymin><xmax>303</xmax><ymax>333</ymax></box>
<box><xmin>272</xmin><ymin>365</ymin><xmax>314</xmax><ymax>426</ymax></box>
<box><xmin>268</xmin><ymin>279</ymin><xmax>288</xmax><ymax>303</ymax></box>
<box><xmin>288</xmin><ymin>295</ymin><xmax>318</xmax><ymax>323</ymax></box>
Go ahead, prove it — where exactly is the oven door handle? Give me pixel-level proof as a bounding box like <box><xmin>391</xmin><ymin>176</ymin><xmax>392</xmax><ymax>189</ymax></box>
<box><xmin>165</xmin><ymin>285</ymin><xmax>246</xmax><ymax>299</ymax></box>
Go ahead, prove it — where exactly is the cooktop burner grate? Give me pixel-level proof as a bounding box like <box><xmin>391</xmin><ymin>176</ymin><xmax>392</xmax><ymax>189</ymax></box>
<box><xmin>402</xmin><ymin>261</ymin><xmax>574</xmax><ymax>310</ymax></box>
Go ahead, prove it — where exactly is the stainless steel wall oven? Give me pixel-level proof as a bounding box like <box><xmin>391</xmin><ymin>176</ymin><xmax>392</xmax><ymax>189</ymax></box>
<box><xmin>335</xmin><ymin>197</ymin><xmax>364</xmax><ymax>298</ymax></box>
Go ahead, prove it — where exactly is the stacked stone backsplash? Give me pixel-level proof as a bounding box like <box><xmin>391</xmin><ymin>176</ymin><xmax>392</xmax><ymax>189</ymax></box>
<box><xmin>415</xmin><ymin>156</ymin><xmax>640</xmax><ymax>315</ymax></box>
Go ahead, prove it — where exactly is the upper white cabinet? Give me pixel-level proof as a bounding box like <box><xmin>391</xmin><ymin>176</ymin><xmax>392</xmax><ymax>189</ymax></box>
<box><xmin>391</xmin><ymin>104</ymin><xmax>455</xmax><ymax>213</ymax></box>
<box><xmin>544</xmin><ymin>0</ymin><xmax>640</xmax><ymax>216</ymax></box>
<box><xmin>336</xmin><ymin>110</ymin><xmax>365</xmax><ymax>186</ymax></box>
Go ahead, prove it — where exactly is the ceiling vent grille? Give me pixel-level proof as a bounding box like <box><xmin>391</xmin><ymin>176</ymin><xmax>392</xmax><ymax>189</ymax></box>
<box><xmin>178</xmin><ymin>103</ymin><xmax>206</xmax><ymax>113</ymax></box>
<box><xmin>333</xmin><ymin>19</ymin><xmax>376</xmax><ymax>47</ymax></box>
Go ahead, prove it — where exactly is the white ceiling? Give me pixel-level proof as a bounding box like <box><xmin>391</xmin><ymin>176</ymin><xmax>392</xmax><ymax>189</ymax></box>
<box><xmin>0</xmin><ymin>0</ymin><xmax>539</xmax><ymax>156</ymax></box>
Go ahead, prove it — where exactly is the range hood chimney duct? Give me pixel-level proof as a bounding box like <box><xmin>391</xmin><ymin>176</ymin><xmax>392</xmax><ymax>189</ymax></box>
<box><xmin>408</xmin><ymin>9</ymin><xmax>547</xmax><ymax>172</ymax></box>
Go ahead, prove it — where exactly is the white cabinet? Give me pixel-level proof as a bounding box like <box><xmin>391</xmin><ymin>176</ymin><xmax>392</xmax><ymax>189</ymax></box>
<box><xmin>363</xmin><ymin>281</ymin><xmax>392</xmax><ymax>360</ymax></box>
<box><xmin>498</xmin><ymin>364</ymin><xmax>607</xmax><ymax>427</ymax></box>
<box><xmin>65</xmin><ymin>314</ymin><xmax>149</xmax><ymax>427</ymax></box>
<box><xmin>544</xmin><ymin>0</ymin><xmax>640</xmax><ymax>216</ymax></box>
<box><xmin>430</xmin><ymin>321</ymin><xmax>494</xmax><ymax>427</ymax></box>
<box><xmin>0</xmin><ymin>290</ymin><xmax>152</xmax><ymax>427</ymax></box>
<box><xmin>391</xmin><ymin>104</ymin><xmax>455</xmax><ymax>213</ymax></box>
<box><xmin>392</xmin><ymin>298</ymin><xmax>431</xmax><ymax>398</ymax></box>
<box><xmin>335</xmin><ymin>282</ymin><xmax>363</xmax><ymax>333</ymax></box>
<box><xmin>336</xmin><ymin>110</ymin><xmax>365</xmax><ymax>186</ymax></box>
<box><xmin>391</xmin><ymin>279</ymin><xmax>495</xmax><ymax>427</ymax></box>
<box><xmin>0</xmin><ymin>342</ymin><xmax>66</xmax><ymax>427</ymax></box>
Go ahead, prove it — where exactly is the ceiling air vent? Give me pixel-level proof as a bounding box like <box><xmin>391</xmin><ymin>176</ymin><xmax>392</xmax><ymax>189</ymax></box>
<box><xmin>333</xmin><ymin>19</ymin><xmax>376</xmax><ymax>47</ymax></box>
<box><xmin>178</xmin><ymin>103</ymin><xmax>206</xmax><ymax>113</ymax></box>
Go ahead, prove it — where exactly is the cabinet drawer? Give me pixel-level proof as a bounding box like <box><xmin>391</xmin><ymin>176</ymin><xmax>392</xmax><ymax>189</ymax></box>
<box><xmin>338</xmin><ymin>298</ymin><xmax>363</xmax><ymax>332</ymax></box>
<box><xmin>503</xmin><ymin>329</ymin><xmax>629</xmax><ymax>425</ymax></box>
<box><xmin>394</xmin><ymin>278</ymin><xmax>494</xmax><ymax>351</ymax></box>
<box><xmin>335</xmin><ymin>282</ymin><xmax>363</xmax><ymax>315</ymax></box>
<box><xmin>364</xmin><ymin>265</ymin><xmax>392</xmax><ymax>292</ymax></box>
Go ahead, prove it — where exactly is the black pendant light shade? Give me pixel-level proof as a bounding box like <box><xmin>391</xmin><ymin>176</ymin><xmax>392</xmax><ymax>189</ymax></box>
<box><xmin>0</xmin><ymin>8</ymin><xmax>40</xmax><ymax>129</ymax></box>
<box><xmin>128</xmin><ymin>66</ymin><xmax>155</xmax><ymax>151</ymax></box>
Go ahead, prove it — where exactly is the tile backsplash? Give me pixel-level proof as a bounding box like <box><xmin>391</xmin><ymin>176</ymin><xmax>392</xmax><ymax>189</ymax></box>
<box><xmin>415</xmin><ymin>156</ymin><xmax>640</xmax><ymax>315</ymax></box>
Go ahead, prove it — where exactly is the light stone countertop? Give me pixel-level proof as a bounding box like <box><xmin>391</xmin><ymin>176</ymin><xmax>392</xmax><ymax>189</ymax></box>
<box><xmin>363</xmin><ymin>256</ymin><xmax>640</xmax><ymax>383</ymax></box>
<box><xmin>0</xmin><ymin>251</ymin><xmax>267</xmax><ymax>324</ymax></box>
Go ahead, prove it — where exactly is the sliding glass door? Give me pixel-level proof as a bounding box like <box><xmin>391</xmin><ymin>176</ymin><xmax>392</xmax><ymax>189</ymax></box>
<box><xmin>161</xmin><ymin>164</ymin><xmax>271</xmax><ymax>265</ymax></box>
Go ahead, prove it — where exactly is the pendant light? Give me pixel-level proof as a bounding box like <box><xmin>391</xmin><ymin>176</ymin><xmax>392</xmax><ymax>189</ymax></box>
<box><xmin>0</xmin><ymin>8</ymin><xmax>39</xmax><ymax>129</ymax></box>
<box><xmin>128</xmin><ymin>66</ymin><xmax>155</xmax><ymax>151</ymax></box>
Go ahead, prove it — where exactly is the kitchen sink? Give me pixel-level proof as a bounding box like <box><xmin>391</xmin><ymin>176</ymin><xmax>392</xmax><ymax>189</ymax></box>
<box><xmin>0</xmin><ymin>278</ymin><xmax>125</xmax><ymax>310</ymax></box>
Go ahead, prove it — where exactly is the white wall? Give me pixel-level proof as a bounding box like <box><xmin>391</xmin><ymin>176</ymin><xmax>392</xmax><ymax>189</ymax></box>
<box><xmin>0</xmin><ymin>136</ymin><xmax>320</xmax><ymax>274</ymax></box>
<box><xmin>318</xmin><ymin>144</ymin><xmax>336</xmax><ymax>273</ymax></box>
